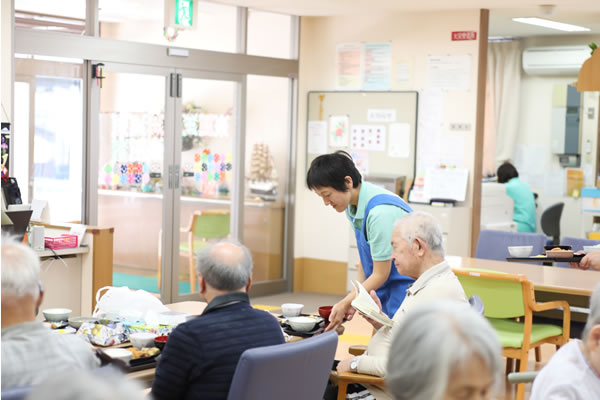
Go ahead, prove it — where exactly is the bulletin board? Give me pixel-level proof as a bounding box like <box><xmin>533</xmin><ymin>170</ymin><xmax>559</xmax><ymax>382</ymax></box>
<box><xmin>306</xmin><ymin>91</ymin><xmax>418</xmax><ymax>180</ymax></box>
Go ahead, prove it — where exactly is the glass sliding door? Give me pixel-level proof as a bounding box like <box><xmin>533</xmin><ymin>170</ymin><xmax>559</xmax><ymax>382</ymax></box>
<box><xmin>14</xmin><ymin>55</ymin><xmax>85</xmax><ymax>223</ymax></box>
<box><xmin>173</xmin><ymin>71</ymin><xmax>240</xmax><ymax>300</ymax></box>
<box><xmin>94</xmin><ymin>64</ymin><xmax>171</xmax><ymax>300</ymax></box>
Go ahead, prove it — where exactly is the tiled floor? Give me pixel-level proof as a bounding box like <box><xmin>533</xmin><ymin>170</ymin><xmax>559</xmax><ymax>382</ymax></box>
<box><xmin>252</xmin><ymin>291</ymin><xmax>556</xmax><ymax>400</ymax></box>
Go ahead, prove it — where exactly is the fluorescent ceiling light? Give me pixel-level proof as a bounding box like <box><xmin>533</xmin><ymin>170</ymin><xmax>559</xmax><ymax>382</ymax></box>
<box><xmin>512</xmin><ymin>17</ymin><xmax>590</xmax><ymax>32</ymax></box>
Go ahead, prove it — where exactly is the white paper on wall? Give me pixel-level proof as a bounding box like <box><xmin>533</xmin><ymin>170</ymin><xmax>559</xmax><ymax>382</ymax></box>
<box><xmin>329</xmin><ymin>115</ymin><xmax>350</xmax><ymax>147</ymax></box>
<box><xmin>388</xmin><ymin>123</ymin><xmax>410</xmax><ymax>158</ymax></box>
<box><xmin>544</xmin><ymin>168</ymin><xmax>565</xmax><ymax>197</ymax></box>
<box><xmin>427</xmin><ymin>55</ymin><xmax>471</xmax><ymax>91</ymax></box>
<box><xmin>367</xmin><ymin>109</ymin><xmax>396</xmax><ymax>122</ymax></box>
<box><xmin>440</xmin><ymin>134</ymin><xmax>465</xmax><ymax>168</ymax></box>
<box><xmin>417</xmin><ymin>88</ymin><xmax>443</xmax><ymax>172</ymax></box>
<box><xmin>307</xmin><ymin>120</ymin><xmax>328</xmax><ymax>154</ymax></box>
<box><xmin>350</xmin><ymin>125</ymin><xmax>386</xmax><ymax>151</ymax></box>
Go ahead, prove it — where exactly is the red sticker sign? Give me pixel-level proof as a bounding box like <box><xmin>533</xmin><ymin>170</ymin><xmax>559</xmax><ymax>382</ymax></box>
<box><xmin>452</xmin><ymin>31</ymin><xmax>477</xmax><ymax>41</ymax></box>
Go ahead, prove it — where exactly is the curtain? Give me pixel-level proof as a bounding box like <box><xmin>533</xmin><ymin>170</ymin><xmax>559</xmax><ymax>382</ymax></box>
<box><xmin>483</xmin><ymin>40</ymin><xmax>522</xmax><ymax>177</ymax></box>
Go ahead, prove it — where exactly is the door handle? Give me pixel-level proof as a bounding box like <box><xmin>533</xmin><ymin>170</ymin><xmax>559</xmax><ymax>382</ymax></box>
<box><xmin>174</xmin><ymin>165</ymin><xmax>180</xmax><ymax>189</ymax></box>
<box><xmin>168</xmin><ymin>165</ymin><xmax>173</xmax><ymax>189</ymax></box>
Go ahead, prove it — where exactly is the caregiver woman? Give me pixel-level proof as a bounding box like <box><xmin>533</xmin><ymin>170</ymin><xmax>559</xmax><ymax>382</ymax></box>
<box><xmin>306</xmin><ymin>151</ymin><xmax>414</xmax><ymax>332</ymax></box>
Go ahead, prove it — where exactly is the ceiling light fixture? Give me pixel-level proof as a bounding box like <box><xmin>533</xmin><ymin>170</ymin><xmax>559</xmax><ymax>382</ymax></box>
<box><xmin>512</xmin><ymin>17</ymin><xmax>590</xmax><ymax>32</ymax></box>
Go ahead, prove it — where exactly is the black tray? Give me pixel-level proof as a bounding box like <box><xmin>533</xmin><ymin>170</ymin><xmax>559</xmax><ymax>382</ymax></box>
<box><xmin>506</xmin><ymin>254</ymin><xmax>584</xmax><ymax>263</ymax></box>
<box><xmin>96</xmin><ymin>347</ymin><xmax>161</xmax><ymax>372</ymax></box>
<box><xmin>282</xmin><ymin>325</ymin><xmax>324</xmax><ymax>338</ymax></box>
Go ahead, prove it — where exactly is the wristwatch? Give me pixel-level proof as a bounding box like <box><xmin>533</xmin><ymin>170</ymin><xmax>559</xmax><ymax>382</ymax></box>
<box><xmin>350</xmin><ymin>357</ymin><xmax>359</xmax><ymax>372</ymax></box>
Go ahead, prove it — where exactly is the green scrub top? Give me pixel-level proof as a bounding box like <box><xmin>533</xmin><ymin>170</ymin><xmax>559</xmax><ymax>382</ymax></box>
<box><xmin>346</xmin><ymin>181</ymin><xmax>409</xmax><ymax>261</ymax></box>
<box><xmin>505</xmin><ymin>177</ymin><xmax>537</xmax><ymax>233</ymax></box>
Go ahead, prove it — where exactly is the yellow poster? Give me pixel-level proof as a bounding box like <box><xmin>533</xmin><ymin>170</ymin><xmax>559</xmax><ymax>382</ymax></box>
<box><xmin>566</xmin><ymin>168</ymin><xmax>584</xmax><ymax>197</ymax></box>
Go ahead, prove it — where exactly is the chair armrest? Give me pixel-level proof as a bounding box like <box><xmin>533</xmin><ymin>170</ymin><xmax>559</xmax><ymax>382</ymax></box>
<box><xmin>508</xmin><ymin>371</ymin><xmax>538</xmax><ymax>384</ymax></box>
<box><xmin>348</xmin><ymin>345</ymin><xmax>367</xmax><ymax>356</ymax></box>
<box><xmin>336</xmin><ymin>371</ymin><xmax>385</xmax><ymax>386</ymax></box>
<box><xmin>531</xmin><ymin>300</ymin><xmax>569</xmax><ymax>313</ymax></box>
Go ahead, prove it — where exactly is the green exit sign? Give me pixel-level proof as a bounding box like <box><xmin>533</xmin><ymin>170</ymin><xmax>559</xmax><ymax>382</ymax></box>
<box><xmin>175</xmin><ymin>0</ymin><xmax>193</xmax><ymax>27</ymax></box>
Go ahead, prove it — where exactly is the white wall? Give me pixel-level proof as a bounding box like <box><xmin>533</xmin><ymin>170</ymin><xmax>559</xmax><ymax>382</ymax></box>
<box><xmin>295</xmin><ymin>10</ymin><xmax>484</xmax><ymax>261</ymax></box>
<box><xmin>515</xmin><ymin>34</ymin><xmax>600</xmax><ymax>239</ymax></box>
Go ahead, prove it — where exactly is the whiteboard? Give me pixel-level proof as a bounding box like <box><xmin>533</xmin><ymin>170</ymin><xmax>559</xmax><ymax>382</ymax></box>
<box><xmin>306</xmin><ymin>91</ymin><xmax>418</xmax><ymax>180</ymax></box>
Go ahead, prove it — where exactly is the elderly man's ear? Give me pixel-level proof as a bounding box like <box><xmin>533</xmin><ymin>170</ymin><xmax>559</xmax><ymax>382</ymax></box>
<box><xmin>35</xmin><ymin>290</ymin><xmax>44</xmax><ymax>317</ymax></box>
<box><xmin>587</xmin><ymin>324</ymin><xmax>600</xmax><ymax>353</ymax></box>
<box><xmin>413</xmin><ymin>237</ymin><xmax>427</xmax><ymax>256</ymax></box>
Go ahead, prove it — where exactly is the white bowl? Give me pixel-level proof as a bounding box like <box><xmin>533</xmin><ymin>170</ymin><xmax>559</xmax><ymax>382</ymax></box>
<box><xmin>281</xmin><ymin>303</ymin><xmax>304</xmax><ymax>318</ymax></box>
<box><xmin>129</xmin><ymin>332</ymin><xmax>157</xmax><ymax>349</ymax></box>
<box><xmin>287</xmin><ymin>316</ymin><xmax>317</xmax><ymax>332</ymax></box>
<box><xmin>508</xmin><ymin>246</ymin><xmax>533</xmax><ymax>257</ymax></box>
<box><xmin>42</xmin><ymin>308</ymin><xmax>72</xmax><ymax>322</ymax></box>
<box><xmin>584</xmin><ymin>245</ymin><xmax>600</xmax><ymax>253</ymax></box>
<box><xmin>103</xmin><ymin>348</ymin><xmax>132</xmax><ymax>363</ymax></box>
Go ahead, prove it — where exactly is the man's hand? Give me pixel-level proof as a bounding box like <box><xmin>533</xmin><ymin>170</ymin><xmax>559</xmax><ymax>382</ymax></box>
<box><xmin>358</xmin><ymin>290</ymin><xmax>384</xmax><ymax>330</ymax></box>
<box><xmin>336</xmin><ymin>357</ymin><xmax>353</xmax><ymax>373</ymax></box>
<box><xmin>570</xmin><ymin>251</ymin><xmax>600</xmax><ymax>271</ymax></box>
<box><xmin>325</xmin><ymin>300</ymin><xmax>355</xmax><ymax>332</ymax></box>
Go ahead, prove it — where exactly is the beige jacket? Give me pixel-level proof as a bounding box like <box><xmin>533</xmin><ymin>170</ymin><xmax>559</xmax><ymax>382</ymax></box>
<box><xmin>355</xmin><ymin>260</ymin><xmax>468</xmax><ymax>377</ymax></box>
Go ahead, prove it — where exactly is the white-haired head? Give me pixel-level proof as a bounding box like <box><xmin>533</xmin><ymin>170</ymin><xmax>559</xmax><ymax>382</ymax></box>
<box><xmin>393</xmin><ymin>211</ymin><xmax>445</xmax><ymax>256</ymax></box>
<box><xmin>195</xmin><ymin>240</ymin><xmax>253</xmax><ymax>291</ymax></box>
<box><xmin>583</xmin><ymin>283</ymin><xmax>600</xmax><ymax>341</ymax></box>
<box><xmin>1</xmin><ymin>235</ymin><xmax>42</xmax><ymax>300</ymax></box>
<box><xmin>387</xmin><ymin>301</ymin><xmax>502</xmax><ymax>400</ymax></box>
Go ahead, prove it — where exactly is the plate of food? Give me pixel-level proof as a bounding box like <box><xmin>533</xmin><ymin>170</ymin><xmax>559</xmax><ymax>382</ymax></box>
<box><xmin>126</xmin><ymin>346</ymin><xmax>161</xmax><ymax>367</ymax></box>
<box><xmin>544</xmin><ymin>245</ymin><xmax>574</xmax><ymax>258</ymax></box>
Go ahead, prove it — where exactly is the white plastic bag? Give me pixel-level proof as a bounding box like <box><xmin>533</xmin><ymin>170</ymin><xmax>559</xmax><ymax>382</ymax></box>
<box><xmin>93</xmin><ymin>286</ymin><xmax>169</xmax><ymax>322</ymax></box>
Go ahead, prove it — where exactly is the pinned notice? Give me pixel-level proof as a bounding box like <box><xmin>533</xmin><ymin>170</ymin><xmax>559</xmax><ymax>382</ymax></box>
<box><xmin>307</xmin><ymin>121</ymin><xmax>328</xmax><ymax>154</ymax></box>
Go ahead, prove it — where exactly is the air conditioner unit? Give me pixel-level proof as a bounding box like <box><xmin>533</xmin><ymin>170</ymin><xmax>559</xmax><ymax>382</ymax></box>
<box><xmin>522</xmin><ymin>46</ymin><xmax>590</xmax><ymax>76</ymax></box>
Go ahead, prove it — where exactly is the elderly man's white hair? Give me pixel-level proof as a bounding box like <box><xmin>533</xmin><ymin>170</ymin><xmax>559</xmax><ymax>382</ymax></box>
<box><xmin>387</xmin><ymin>301</ymin><xmax>502</xmax><ymax>400</ymax></box>
<box><xmin>583</xmin><ymin>282</ymin><xmax>600</xmax><ymax>341</ymax></box>
<box><xmin>1</xmin><ymin>235</ymin><xmax>41</xmax><ymax>299</ymax></box>
<box><xmin>393</xmin><ymin>211</ymin><xmax>444</xmax><ymax>256</ymax></box>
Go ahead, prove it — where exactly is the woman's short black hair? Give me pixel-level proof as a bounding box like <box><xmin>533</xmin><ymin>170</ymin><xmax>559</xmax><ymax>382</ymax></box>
<box><xmin>497</xmin><ymin>162</ymin><xmax>519</xmax><ymax>184</ymax></box>
<box><xmin>306</xmin><ymin>151</ymin><xmax>362</xmax><ymax>192</ymax></box>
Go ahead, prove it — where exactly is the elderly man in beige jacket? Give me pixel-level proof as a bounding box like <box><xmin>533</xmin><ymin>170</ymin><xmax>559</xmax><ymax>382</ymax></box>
<box><xmin>336</xmin><ymin>211</ymin><xmax>468</xmax><ymax>377</ymax></box>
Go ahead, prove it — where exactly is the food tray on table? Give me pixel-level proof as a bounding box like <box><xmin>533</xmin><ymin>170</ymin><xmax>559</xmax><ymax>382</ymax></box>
<box><xmin>506</xmin><ymin>254</ymin><xmax>584</xmax><ymax>263</ymax></box>
<box><xmin>97</xmin><ymin>347</ymin><xmax>161</xmax><ymax>372</ymax></box>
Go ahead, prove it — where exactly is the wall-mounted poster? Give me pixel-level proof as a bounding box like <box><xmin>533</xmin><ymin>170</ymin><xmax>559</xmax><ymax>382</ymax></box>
<box><xmin>350</xmin><ymin>125</ymin><xmax>386</xmax><ymax>151</ymax></box>
<box><xmin>336</xmin><ymin>43</ymin><xmax>363</xmax><ymax>90</ymax></box>
<box><xmin>329</xmin><ymin>115</ymin><xmax>349</xmax><ymax>147</ymax></box>
<box><xmin>307</xmin><ymin>120</ymin><xmax>328</xmax><ymax>154</ymax></box>
<box><xmin>363</xmin><ymin>42</ymin><xmax>392</xmax><ymax>91</ymax></box>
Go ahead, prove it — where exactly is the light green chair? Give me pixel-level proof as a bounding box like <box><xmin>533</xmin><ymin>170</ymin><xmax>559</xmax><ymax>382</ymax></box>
<box><xmin>453</xmin><ymin>268</ymin><xmax>570</xmax><ymax>400</ymax></box>
<box><xmin>158</xmin><ymin>209</ymin><xmax>230</xmax><ymax>292</ymax></box>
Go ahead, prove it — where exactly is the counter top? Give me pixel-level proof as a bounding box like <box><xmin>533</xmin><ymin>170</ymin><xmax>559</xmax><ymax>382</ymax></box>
<box><xmin>37</xmin><ymin>246</ymin><xmax>90</xmax><ymax>258</ymax></box>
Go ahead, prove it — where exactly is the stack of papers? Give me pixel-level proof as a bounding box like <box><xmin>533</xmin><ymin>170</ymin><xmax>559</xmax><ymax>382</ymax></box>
<box><xmin>350</xmin><ymin>281</ymin><xmax>393</xmax><ymax>328</ymax></box>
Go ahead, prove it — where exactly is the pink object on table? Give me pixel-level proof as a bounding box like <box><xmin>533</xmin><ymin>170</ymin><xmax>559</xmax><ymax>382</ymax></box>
<box><xmin>44</xmin><ymin>234</ymin><xmax>78</xmax><ymax>250</ymax></box>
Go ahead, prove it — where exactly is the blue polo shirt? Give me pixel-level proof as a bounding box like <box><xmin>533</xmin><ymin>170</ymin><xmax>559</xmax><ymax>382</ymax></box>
<box><xmin>505</xmin><ymin>177</ymin><xmax>536</xmax><ymax>233</ymax></box>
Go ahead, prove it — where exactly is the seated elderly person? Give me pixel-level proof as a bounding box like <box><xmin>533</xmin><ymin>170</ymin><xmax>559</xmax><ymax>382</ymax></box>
<box><xmin>336</xmin><ymin>211</ymin><xmax>468</xmax><ymax>377</ymax></box>
<box><xmin>1</xmin><ymin>236</ymin><xmax>99</xmax><ymax>389</ymax></box>
<box><xmin>387</xmin><ymin>301</ymin><xmax>503</xmax><ymax>400</ymax></box>
<box><xmin>152</xmin><ymin>240</ymin><xmax>285</xmax><ymax>400</ymax></box>
<box><xmin>530</xmin><ymin>282</ymin><xmax>600</xmax><ymax>399</ymax></box>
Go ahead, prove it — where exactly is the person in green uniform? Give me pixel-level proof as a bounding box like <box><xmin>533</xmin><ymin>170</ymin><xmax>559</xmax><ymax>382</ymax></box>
<box><xmin>306</xmin><ymin>151</ymin><xmax>414</xmax><ymax>332</ymax></box>
<box><xmin>497</xmin><ymin>162</ymin><xmax>537</xmax><ymax>233</ymax></box>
